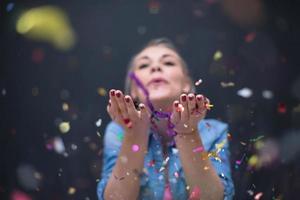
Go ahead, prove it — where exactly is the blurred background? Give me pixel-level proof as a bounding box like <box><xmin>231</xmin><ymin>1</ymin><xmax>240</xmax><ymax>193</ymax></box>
<box><xmin>1</xmin><ymin>0</ymin><xmax>300</xmax><ymax>199</ymax></box>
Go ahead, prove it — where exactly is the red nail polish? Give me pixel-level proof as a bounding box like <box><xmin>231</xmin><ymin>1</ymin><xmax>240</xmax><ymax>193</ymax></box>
<box><xmin>111</xmin><ymin>90</ymin><xmax>115</xmax><ymax>96</ymax></box>
<box><xmin>182</xmin><ymin>95</ymin><xmax>187</xmax><ymax>102</ymax></box>
<box><xmin>108</xmin><ymin>102</ymin><xmax>111</xmax><ymax>106</ymax></box>
<box><xmin>116</xmin><ymin>92</ymin><xmax>121</xmax><ymax>98</ymax></box>
<box><xmin>188</xmin><ymin>95</ymin><xmax>194</xmax><ymax>101</ymax></box>
<box><xmin>123</xmin><ymin>118</ymin><xmax>130</xmax><ymax>124</ymax></box>
<box><xmin>174</xmin><ymin>102</ymin><xmax>179</xmax><ymax>107</ymax></box>
<box><xmin>197</xmin><ymin>96</ymin><xmax>203</xmax><ymax>101</ymax></box>
<box><xmin>125</xmin><ymin>97</ymin><xmax>130</xmax><ymax>103</ymax></box>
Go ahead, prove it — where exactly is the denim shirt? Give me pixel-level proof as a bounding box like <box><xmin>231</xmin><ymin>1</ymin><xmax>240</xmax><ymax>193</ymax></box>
<box><xmin>97</xmin><ymin>119</ymin><xmax>235</xmax><ymax>200</ymax></box>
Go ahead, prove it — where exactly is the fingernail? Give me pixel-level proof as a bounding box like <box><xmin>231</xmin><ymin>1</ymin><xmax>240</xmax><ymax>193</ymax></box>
<box><xmin>174</xmin><ymin>102</ymin><xmax>179</xmax><ymax>107</ymax></box>
<box><xmin>196</xmin><ymin>95</ymin><xmax>203</xmax><ymax>101</ymax></box>
<box><xmin>123</xmin><ymin>118</ymin><xmax>130</xmax><ymax>124</ymax></box>
<box><xmin>108</xmin><ymin>102</ymin><xmax>111</xmax><ymax>106</ymax></box>
<box><xmin>110</xmin><ymin>90</ymin><xmax>115</xmax><ymax>96</ymax></box>
<box><xmin>125</xmin><ymin>96</ymin><xmax>130</xmax><ymax>103</ymax></box>
<box><xmin>116</xmin><ymin>92</ymin><xmax>121</xmax><ymax>98</ymax></box>
<box><xmin>181</xmin><ymin>95</ymin><xmax>187</xmax><ymax>102</ymax></box>
<box><xmin>188</xmin><ymin>95</ymin><xmax>194</xmax><ymax>101</ymax></box>
<box><xmin>140</xmin><ymin>104</ymin><xmax>145</xmax><ymax>109</ymax></box>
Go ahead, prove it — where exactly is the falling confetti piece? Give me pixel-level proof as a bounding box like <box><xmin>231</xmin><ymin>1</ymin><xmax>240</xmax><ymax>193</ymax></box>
<box><xmin>250</xmin><ymin>135</ymin><xmax>264</xmax><ymax>142</ymax></box>
<box><xmin>53</xmin><ymin>136</ymin><xmax>65</xmax><ymax>154</ymax></box>
<box><xmin>97</xmin><ymin>87</ymin><xmax>107</xmax><ymax>96</ymax></box>
<box><xmin>62</xmin><ymin>103</ymin><xmax>69</xmax><ymax>111</ymax></box>
<box><xmin>1</xmin><ymin>88</ymin><xmax>6</xmax><ymax>96</ymax></box>
<box><xmin>248</xmin><ymin>155</ymin><xmax>259</xmax><ymax>168</ymax></box>
<box><xmin>205</xmin><ymin>103</ymin><xmax>214</xmax><ymax>110</ymax></box>
<box><xmin>148</xmin><ymin>0</ymin><xmax>161</xmax><ymax>14</ymax></box>
<box><xmin>277</xmin><ymin>102</ymin><xmax>287</xmax><ymax>114</ymax></box>
<box><xmin>195</xmin><ymin>79</ymin><xmax>203</xmax><ymax>86</ymax></box>
<box><xmin>193</xmin><ymin>146</ymin><xmax>204</xmax><ymax>153</ymax></box>
<box><xmin>189</xmin><ymin>186</ymin><xmax>201</xmax><ymax>199</ymax></box>
<box><xmin>174</xmin><ymin>171</ymin><xmax>179</xmax><ymax>178</ymax></box>
<box><xmin>203</xmin><ymin>166</ymin><xmax>209</xmax><ymax>170</ymax></box>
<box><xmin>254</xmin><ymin>192</ymin><xmax>263</xmax><ymax>200</ymax></box>
<box><xmin>96</xmin><ymin>131</ymin><xmax>101</xmax><ymax>137</ymax></box>
<box><xmin>95</xmin><ymin>118</ymin><xmax>102</xmax><ymax>127</ymax></box>
<box><xmin>220</xmin><ymin>81</ymin><xmax>235</xmax><ymax>88</ymax></box>
<box><xmin>213</xmin><ymin>50</ymin><xmax>223</xmax><ymax>61</ymax></box>
<box><xmin>237</xmin><ymin>87</ymin><xmax>253</xmax><ymax>98</ymax></box>
<box><xmin>16</xmin><ymin>5</ymin><xmax>76</xmax><ymax>51</ymax></box>
<box><xmin>245</xmin><ymin>32</ymin><xmax>256</xmax><ymax>43</ymax></box>
<box><xmin>59</xmin><ymin>122</ymin><xmax>70</xmax><ymax>133</ymax></box>
<box><xmin>132</xmin><ymin>144</ymin><xmax>140</xmax><ymax>152</ymax></box>
<box><xmin>262</xmin><ymin>90</ymin><xmax>274</xmax><ymax>99</ymax></box>
<box><xmin>68</xmin><ymin>187</ymin><xmax>76</xmax><ymax>195</ymax></box>
<box><xmin>6</xmin><ymin>3</ymin><xmax>15</xmax><ymax>12</ymax></box>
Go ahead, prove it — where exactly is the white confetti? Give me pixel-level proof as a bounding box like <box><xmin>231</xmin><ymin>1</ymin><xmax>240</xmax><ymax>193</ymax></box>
<box><xmin>95</xmin><ymin>118</ymin><xmax>102</xmax><ymax>127</ymax></box>
<box><xmin>237</xmin><ymin>87</ymin><xmax>253</xmax><ymax>98</ymax></box>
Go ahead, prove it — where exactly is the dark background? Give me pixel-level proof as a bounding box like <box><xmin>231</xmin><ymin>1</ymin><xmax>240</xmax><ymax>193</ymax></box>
<box><xmin>1</xmin><ymin>0</ymin><xmax>300</xmax><ymax>199</ymax></box>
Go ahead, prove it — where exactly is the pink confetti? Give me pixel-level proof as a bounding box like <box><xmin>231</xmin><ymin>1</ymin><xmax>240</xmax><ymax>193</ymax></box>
<box><xmin>245</xmin><ymin>32</ymin><xmax>256</xmax><ymax>43</ymax></box>
<box><xmin>254</xmin><ymin>192</ymin><xmax>263</xmax><ymax>200</ymax></box>
<box><xmin>192</xmin><ymin>146</ymin><xmax>204</xmax><ymax>153</ymax></box>
<box><xmin>195</xmin><ymin>79</ymin><xmax>203</xmax><ymax>86</ymax></box>
<box><xmin>188</xmin><ymin>186</ymin><xmax>201</xmax><ymax>200</ymax></box>
<box><xmin>132</xmin><ymin>144</ymin><xmax>140</xmax><ymax>152</ymax></box>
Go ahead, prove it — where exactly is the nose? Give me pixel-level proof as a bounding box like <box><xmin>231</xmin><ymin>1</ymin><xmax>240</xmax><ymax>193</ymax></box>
<box><xmin>150</xmin><ymin>65</ymin><xmax>162</xmax><ymax>73</ymax></box>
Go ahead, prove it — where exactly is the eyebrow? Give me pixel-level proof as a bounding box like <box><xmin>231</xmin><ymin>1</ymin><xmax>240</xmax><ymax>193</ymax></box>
<box><xmin>136</xmin><ymin>54</ymin><xmax>176</xmax><ymax>62</ymax></box>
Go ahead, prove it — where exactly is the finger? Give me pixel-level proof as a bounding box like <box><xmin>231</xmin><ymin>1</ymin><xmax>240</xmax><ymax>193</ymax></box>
<box><xmin>109</xmin><ymin>89</ymin><xmax>120</xmax><ymax>117</ymax></box>
<box><xmin>170</xmin><ymin>100</ymin><xmax>180</xmax><ymax>125</ymax></box>
<box><xmin>187</xmin><ymin>93</ymin><xmax>196</xmax><ymax>117</ymax></box>
<box><xmin>139</xmin><ymin>103</ymin><xmax>151</xmax><ymax>120</ymax></box>
<box><xmin>204</xmin><ymin>97</ymin><xmax>213</xmax><ymax>110</ymax></box>
<box><xmin>115</xmin><ymin>90</ymin><xmax>129</xmax><ymax>120</ymax></box>
<box><xmin>124</xmin><ymin>95</ymin><xmax>138</xmax><ymax>120</ymax></box>
<box><xmin>179</xmin><ymin>94</ymin><xmax>189</xmax><ymax>122</ymax></box>
<box><xmin>107</xmin><ymin>100</ymin><xmax>115</xmax><ymax>121</ymax></box>
<box><xmin>196</xmin><ymin>94</ymin><xmax>206</xmax><ymax>114</ymax></box>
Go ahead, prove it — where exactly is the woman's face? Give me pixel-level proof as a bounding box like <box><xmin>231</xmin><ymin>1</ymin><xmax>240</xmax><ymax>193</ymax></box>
<box><xmin>131</xmin><ymin>45</ymin><xmax>191</xmax><ymax>107</ymax></box>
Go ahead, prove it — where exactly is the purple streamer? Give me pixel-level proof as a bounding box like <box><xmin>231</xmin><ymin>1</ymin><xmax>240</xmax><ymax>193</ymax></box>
<box><xmin>129</xmin><ymin>72</ymin><xmax>177</xmax><ymax>138</ymax></box>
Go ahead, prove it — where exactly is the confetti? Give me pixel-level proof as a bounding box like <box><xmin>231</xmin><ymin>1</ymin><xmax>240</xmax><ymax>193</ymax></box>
<box><xmin>195</xmin><ymin>79</ymin><xmax>203</xmax><ymax>86</ymax></box>
<box><xmin>254</xmin><ymin>192</ymin><xmax>263</xmax><ymax>200</ymax></box>
<box><xmin>189</xmin><ymin>186</ymin><xmax>201</xmax><ymax>199</ymax></box>
<box><xmin>262</xmin><ymin>90</ymin><xmax>274</xmax><ymax>99</ymax></box>
<box><xmin>16</xmin><ymin>6</ymin><xmax>76</xmax><ymax>51</ymax></box>
<box><xmin>148</xmin><ymin>0</ymin><xmax>161</xmax><ymax>14</ymax></box>
<box><xmin>96</xmin><ymin>131</ymin><xmax>101</xmax><ymax>137</ymax></box>
<box><xmin>1</xmin><ymin>88</ymin><xmax>6</xmax><ymax>96</ymax></box>
<box><xmin>237</xmin><ymin>87</ymin><xmax>253</xmax><ymax>98</ymax></box>
<box><xmin>203</xmin><ymin>166</ymin><xmax>209</xmax><ymax>170</ymax></box>
<box><xmin>53</xmin><ymin>137</ymin><xmax>65</xmax><ymax>154</ymax></box>
<box><xmin>192</xmin><ymin>146</ymin><xmax>204</xmax><ymax>153</ymax></box>
<box><xmin>220</xmin><ymin>81</ymin><xmax>235</xmax><ymax>88</ymax></box>
<box><xmin>132</xmin><ymin>144</ymin><xmax>140</xmax><ymax>152</ymax></box>
<box><xmin>68</xmin><ymin>187</ymin><xmax>76</xmax><ymax>195</ymax></box>
<box><xmin>32</xmin><ymin>48</ymin><xmax>45</xmax><ymax>64</ymax></box>
<box><xmin>6</xmin><ymin>3</ymin><xmax>15</xmax><ymax>12</ymax></box>
<box><xmin>277</xmin><ymin>102</ymin><xmax>287</xmax><ymax>113</ymax></box>
<box><xmin>213</xmin><ymin>50</ymin><xmax>223</xmax><ymax>61</ymax></box>
<box><xmin>59</xmin><ymin>122</ymin><xmax>70</xmax><ymax>134</ymax></box>
<box><xmin>248</xmin><ymin>155</ymin><xmax>259</xmax><ymax>168</ymax></box>
<box><xmin>250</xmin><ymin>135</ymin><xmax>264</xmax><ymax>142</ymax></box>
<box><xmin>205</xmin><ymin>103</ymin><xmax>214</xmax><ymax>110</ymax></box>
<box><xmin>62</xmin><ymin>103</ymin><xmax>69</xmax><ymax>111</ymax></box>
<box><xmin>95</xmin><ymin>118</ymin><xmax>102</xmax><ymax>127</ymax></box>
<box><xmin>245</xmin><ymin>32</ymin><xmax>256</xmax><ymax>43</ymax></box>
<box><xmin>97</xmin><ymin>87</ymin><xmax>107</xmax><ymax>96</ymax></box>
<box><xmin>174</xmin><ymin>171</ymin><xmax>179</xmax><ymax>178</ymax></box>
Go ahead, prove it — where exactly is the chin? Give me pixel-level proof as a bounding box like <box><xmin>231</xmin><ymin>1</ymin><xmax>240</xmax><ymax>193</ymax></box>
<box><xmin>149</xmin><ymin>90</ymin><xmax>174</xmax><ymax>103</ymax></box>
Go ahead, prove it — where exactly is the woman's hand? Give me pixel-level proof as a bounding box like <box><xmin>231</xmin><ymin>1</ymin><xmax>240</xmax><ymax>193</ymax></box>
<box><xmin>170</xmin><ymin>93</ymin><xmax>210</xmax><ymax>134</ymax></box>
<box><xmin>107</xmin><ymin>89</ymin><xmax>151</xmax><ymax>136</ymax></box>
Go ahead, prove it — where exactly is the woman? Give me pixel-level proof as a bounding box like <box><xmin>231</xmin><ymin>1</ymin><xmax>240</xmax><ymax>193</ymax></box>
<box><xmin>97</xmin><ymin>38</ymin><xmax>234</xmax><ymax>200</ymax></box>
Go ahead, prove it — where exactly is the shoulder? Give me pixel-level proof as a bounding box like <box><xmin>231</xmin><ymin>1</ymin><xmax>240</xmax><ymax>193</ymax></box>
<box><xmin>197</xmin><ymin>118</ymin><xmax>229</xmax><ymax>151</ymax></box>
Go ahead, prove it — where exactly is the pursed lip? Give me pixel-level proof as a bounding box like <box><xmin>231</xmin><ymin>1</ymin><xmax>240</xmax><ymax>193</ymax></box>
<box><xmin>147</xmin><ymin>77</ymin><xmax>169</xmax><ymax>86</ymax></box>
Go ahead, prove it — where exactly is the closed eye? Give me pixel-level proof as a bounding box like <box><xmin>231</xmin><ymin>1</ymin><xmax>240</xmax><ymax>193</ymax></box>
<box><xmin>164</xmin><ymin>62</ymin><xmax>175</xmax><ymax>66</ymax></box>
<box><xmin>138</xmin><ymin>64</ymin><xmax>149</xmax><ymax>69</ymax></box>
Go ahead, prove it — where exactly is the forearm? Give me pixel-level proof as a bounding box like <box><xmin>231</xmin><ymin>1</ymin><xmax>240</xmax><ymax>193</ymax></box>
<box><xmin>104</xmin><ymin>131</ymin><xmax>149</xmax><ymax>200</ymax></box>
<box><xmin>175</xmin><ymin>131</ymin><xmax>224</xmax><ymax>200</ymax></box>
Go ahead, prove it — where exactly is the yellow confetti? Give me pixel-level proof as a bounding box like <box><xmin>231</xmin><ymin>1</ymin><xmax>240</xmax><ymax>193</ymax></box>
<box><xmin>248</xmin><ymin>155</ymin><xmax>259</xmax><ymax>168</ymax></box>
<box><xmin>213</xmin><ymin>50</ymin><xmax>223</xmax><ymax>61</ymax></box>
<box><xmin>68</xmin><ymin>187</ymin><xmax>76</xmax><ymax>195</ymax></box>
<box><xmin>97</xmin><ymin>87</ymin><xmax>107</xmax><ymax>96</ymax></box>
<box><xmin>59</xmin><ymin>122</ymin><xmax>70</xmax><ymax>134</ymax></box>
<box><xmin>16</xmin><ymin>6</ymin><xmax>76</xmax><ymax>51</ymax></box>
<box><xmin>62</xmin><ymin>103</ymin><xmax>69</xmax><ymax>111</ymax></box>
<box><xmin>205</xmin><ymin>103</ymin><xmax>214</xmax><ymax>110</ymax></box>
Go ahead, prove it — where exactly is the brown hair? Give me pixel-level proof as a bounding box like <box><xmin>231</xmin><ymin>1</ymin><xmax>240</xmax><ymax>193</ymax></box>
<box><xmin>124</xmin><ymin>37</ymin><xmax>195</xmax><ymax>96</ymax></box>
